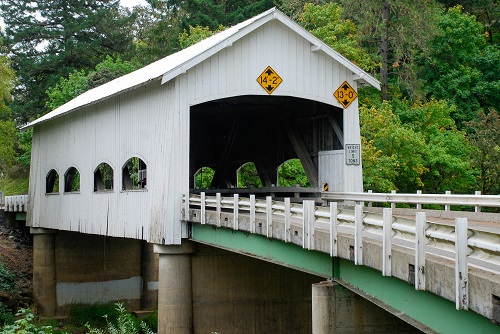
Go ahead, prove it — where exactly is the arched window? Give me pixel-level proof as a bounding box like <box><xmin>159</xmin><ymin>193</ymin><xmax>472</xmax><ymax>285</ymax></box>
<box><xmin>94</xmin><ymin>163</ymin><xmax>114</xmax><ymax>192</ymax></box>
<box><xmin>64</xmin><ymin>167</ymin><xmax>80</xmax><ymax>193</ymax></box>
<box><xmin>237</xmin><ymin>162</ymin><xmax>263</xmax><ymax>188</ymax></box>
<box><xmin>46</xmin><ymin>169</ymin><xmax>59</xmax><ymax>193</ymax></box>
<box><xmin>194</xmin><ymin>167</ymin><xmax>215</xmax><ymax>189</ymax></box>
<box><xmin>122</xmin><ymin>157</ymin><xmax>147</xmax><ymax>190</ymax></box>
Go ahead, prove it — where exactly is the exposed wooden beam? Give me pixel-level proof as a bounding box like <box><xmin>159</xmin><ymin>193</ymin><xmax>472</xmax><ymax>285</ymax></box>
<box><xmin>326</xmin><ymin>112</ymin><xmax>344</xmax><ymax>147</ymax></box>
<box><xmin>284</xmin><ymin>120</ymin><xmax>318</xmax><ymax>188</ymax></box>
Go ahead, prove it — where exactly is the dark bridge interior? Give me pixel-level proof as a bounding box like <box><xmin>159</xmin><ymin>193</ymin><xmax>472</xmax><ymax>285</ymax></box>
<box><xmin>189</xmin><ymin>95</ymin><xmax>343</xmax><ymax>191</ymax></box>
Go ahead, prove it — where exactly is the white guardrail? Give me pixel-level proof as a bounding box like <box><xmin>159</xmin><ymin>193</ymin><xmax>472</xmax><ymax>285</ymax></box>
<box><xmin>185</xmin><ymin>191</ymin><xmax>500</xmax><ymax>311</ymax></box>
<box><xmin>3</xmin><ymin>195</ymin><xmax>28</xmax><ymax>212</ymax></box>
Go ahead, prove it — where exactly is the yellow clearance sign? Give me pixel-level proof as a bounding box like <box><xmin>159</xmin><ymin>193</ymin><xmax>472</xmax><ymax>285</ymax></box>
<box><xmin>257</xmin><ymin>66</ymin><xmax>283</xmax><ymax>94</ymax></box>
<box><xmin>334</xmin><ymin>81</ymin><xmax>358</xmax><ymax>108</ymax></box>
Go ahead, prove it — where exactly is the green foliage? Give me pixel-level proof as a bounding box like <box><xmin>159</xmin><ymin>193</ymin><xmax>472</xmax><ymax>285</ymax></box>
<box><xmin>84</xmin><ymin>303</ymin><xmax>153</xmax><ymax>334</ymax></box>
<box><xmin>277</xmin><ymin>159</ymin><xmax>309</xmax><ymax>187</ymax></box>
<box><xmin>0</xmin><ymin>174</ymin><xmax>29</xmax><ymax>195</ymax></box>
<box><xmin>395</xmin><ymin>99</ymin><xmax>476</xmax><ymax>193</ymax></box>
<box><xmin>67</xmin><ymin>303</ymin><xmax>120</xmax><ymax>328</ymax></box>
<box><xmin>237</xmin><ymin>162</ymin><xmax>263</xmax><ymax>188</ymax></box>
<box><xmin>0</xmin><ymin>39</ymin><xmax>14</xmax><ymax>120</ymax></box>
<box><xmin>195</xmin><ymin>167</ymin><xmax>215</xmax><ymax>189</ymax></box>
<box><xmin>1</xmin><ymin>0</ymin><xmax>135</xmax><ymax>123</ymax></box>
<box><xmin>360</xmin><ymin>102</ymin><xmax>425</xmax><ymax>192</ymax></box>
<box><xmin>0</xmin><ymin>121</ymin><xmax>17</xmax><ymax>171</ymax></box>
<box><xmin>467</xmin><ymin>109</ymin><xmax>500</xmax><ymax>194</ymax></box>
<box><xmin>299</xmin><ymin>3</ymin><xmax>376</xmax><ymax>72</ymax></box>
<box><xmin>1</xmin><ymin>308</ymin><xmax>54</xmax><ymax>333</ymax></box>
<box><xmin>339</xmin><ymin>0</ymin><xmax>442</xmax><ymax>100</ymax></box>
<box><xmin>171</xmin><ymin>0</ymin><xmax>275</xmax><ymax>31</ymax></box>
<box><xmin>16</xmin><ymin>129</ymin><xmax>32</xmax><ymax>168</ymax></box>
<box><xmin>0</xmin><ymin>263</ymin><xmax>16</xmax><ymax>295</ymax></box>
<box><xmin>179</xmin><ymin>25</ymin><xmax>226</xmax><ymax>49</ymax></box>
<box><xmin>0</xmin><ymin>302</ymin><xmax>13</xmax><ymax>327</ymax></box>
<box><xmin>46</xmin><ymin>56</ymin><xmax>141</xmax><ymax>110</ymax></box>
<box><xmin>421</xmin><ymin>6</ymin><xmax>500</xmax><ymax>126</ymax></box>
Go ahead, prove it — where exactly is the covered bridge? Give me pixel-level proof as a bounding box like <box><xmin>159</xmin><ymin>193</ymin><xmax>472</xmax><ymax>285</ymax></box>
<box><xmin>25</xmin><ymin>8</ymin><xmax>379</xmax><ymax>247</ymax></box>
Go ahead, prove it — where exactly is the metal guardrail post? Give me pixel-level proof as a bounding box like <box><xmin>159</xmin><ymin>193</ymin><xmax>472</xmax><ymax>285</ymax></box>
<box><xmin>250</xmin><ymin>195</ymin><xmax>256</xmax><ymax>233</ymax></box>
<box><xmin>266</xmin><ymin>196</ymin><xmax>273</xmax><ymax>238</ymax></box>
<box><xmin>445</xmin><ymin>191</ymin><xmax>451</xmax><ymax>211</ymax></box>
<box><xmin>284</xmin><ymin>198</ymin><xmax>291</xmax><ymax>243</ymax></box>
<box><xmin>354</xmin><ymin>203</ymin><xmax>363</xmax><ymax>265</ymax></box>
<box><xmin>216</xmin><ymin>193</ymin><xmax>221</xmax><ymax>227</ymax></box>
<box><xmin>455</xmin><ymin>218</ymin><xmax>469</xmax><ymax>310</ymax></box>
<box><xmin>201</xmin><ymin>192</ymin><xmax>206</xmax><ymax>225</ymax></box>
<box><xmin>330</xmin><ymin>202</ymin><xmax>338</xmax><ymax>257</ymax></box>
<box><xmin>415</xmin><ymin>212</ymin><xmax>427</xmax><ymax>290</ymax></box>
<box><xmin>416</xmin><ymin>190</ymin><xmax>422</xmax><ymax>210</ymax></box>
<box><xmin>475</xmin><ymin>191</ymin><xmax>481</xmax><ymax>213</ymax></box>
<box><xmin>390</xmin><ymin>190</ymin><xmax>396</xmax><ymax>210</ymax></box>
<box><xmin>233</xmin><ymin>194</ymin><xmax>239</xmax><ymax>230</ymax></box>
<box><xmin>382</xmin><ymin>208</ymin><xmax>392</xmax><ymax>277</ymax></box>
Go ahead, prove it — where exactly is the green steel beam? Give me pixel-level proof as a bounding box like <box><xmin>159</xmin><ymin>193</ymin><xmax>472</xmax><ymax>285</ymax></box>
<box><xmin>191</xmin><ymin>224</ymin><xmax>500</xmax><ymax>334</ymax></box>
<box><xmin>15</xmin><ymin>212</ymin><xmax>26</xmax><ymax>221</ymax></box>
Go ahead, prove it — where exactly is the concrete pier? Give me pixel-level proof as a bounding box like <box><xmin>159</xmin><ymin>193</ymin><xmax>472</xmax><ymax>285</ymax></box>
<box><xmin>312</xmin><ymin>280</ymin><xmax>421</xmax><ymax>333</ymax></box>
<box><xmin>31</xmin><ymin>228</ymin><xmax>57</xmax><ymax>316</ymax></box>
<box><xmin>141</xmin><ymin>242</ymin><xmax>159</xmax><ymax>309</ymax></box>
<box><xmin>155</xmin><ymin>240</ymin><xmax>195</xmax><ymax>334</ymax></box>
<box><xmin>312</xmin><ymin>281</ymin><xmax>335</xmax><ymax>333</ymax></box>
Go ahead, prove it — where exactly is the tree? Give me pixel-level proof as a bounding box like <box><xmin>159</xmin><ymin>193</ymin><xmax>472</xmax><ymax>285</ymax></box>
<box><xmin>167</xmin><ymin>0</ymin><xmax>276</xmax><ymax>31</ymax></box>
<box><xmin>395</xmin><ymin>99</ymin><xmax>476</xmax><ymax>193</ymax></box>
<box><xmin>437</xmin><ymin>0</ymin><xmax>500</xmax><ymax>43</ymax></box>
<box><xmin>421</xmin><ymin>6</ymin><xmax>500</xmax><ymax>126</ymax></box>
<box><xmin>360</xmin><ymin>102</ymin><xmax>426</xmax><ymax>192</ymax></box>
<box><xmin>0</xmin><ymin>35</ymin><xmax>16</xmax><ymax>172</ymax></box>
<box><xmin>299</xmin><ymin>3</ymin><xmax>376</xmax><ymax>72</ymax></box>
<box><xmin>46</xmin><ymin>56</ymin><xmax>141</xmax><ymax>110</ymax></box>
<box><xmin>0</xmin><ymin>0</ymin><xmax>135</xmax><ymax>123</ymax></box>
<box><xmin>127</xmin><ymin>1</ymin><xmax>183</xmax><ymax>65</ymax></box>
<box><xmin>467</xmin><ymin>109</ymin><xmax>500</xmax><ymax>194</ymax></box>
<box><xmin>338</xmin><ymin>0</ymin><xmax>442</xmax><ymax>100</ymax></box>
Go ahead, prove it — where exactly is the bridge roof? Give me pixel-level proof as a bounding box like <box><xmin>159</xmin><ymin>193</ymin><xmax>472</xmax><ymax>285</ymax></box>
<box><xmin>24</xmin><ymin>7</ymin><xmax>380</xmax><ymax>129</ymax></box>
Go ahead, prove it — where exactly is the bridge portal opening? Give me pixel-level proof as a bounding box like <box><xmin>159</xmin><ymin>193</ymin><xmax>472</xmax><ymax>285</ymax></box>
<box><xmin>190</xmin><ymin>95</ymin><xmax>343</xmax><ymax>197</ymax></box>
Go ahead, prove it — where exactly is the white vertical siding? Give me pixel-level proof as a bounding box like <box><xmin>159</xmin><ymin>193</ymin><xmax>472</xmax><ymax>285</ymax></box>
<box><xmin>28</xmin><ymin>18</ymin><xmax>365</xmax><ymax>244</ymax></box>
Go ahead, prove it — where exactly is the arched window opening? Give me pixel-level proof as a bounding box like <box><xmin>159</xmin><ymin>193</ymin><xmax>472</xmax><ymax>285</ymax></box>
<box><xmin>94</xmin><ymin>163</ymin><xmax>114</xmax><ymax>192</ymax></box>
<box><xmin>194</xmin><ymin>167</ymin><xmax>215</xmax><ymax>189</ymax></box>
<box><xmin>64</xmin><ymin>167</ymin><xmax>80</xmax><ymax>193</ymax></box>
<box><xmin>46</xmin><ymin>169</ymin><xmax>59</xmax><ymax>194</ymax></box>
<box><xmin>237</xmin><ymin>162</ymin><xmax>263</xmax><ymax>188</ymax></box>
<box><xmin>122</xmin><ymin>157</ymin><xmax>147</xmax><ymax>190</ymax></box>
<box><xmin>277</xmin><ymin>159</ymin><xmax>310</xmax><ymax>187</ymax></box>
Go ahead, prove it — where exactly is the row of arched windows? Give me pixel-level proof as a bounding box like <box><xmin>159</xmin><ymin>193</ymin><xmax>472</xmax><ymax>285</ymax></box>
<box><xmin>46</xmin><ymin>158</ymin><xmax>147</xmax><ymax>194</ymax></box>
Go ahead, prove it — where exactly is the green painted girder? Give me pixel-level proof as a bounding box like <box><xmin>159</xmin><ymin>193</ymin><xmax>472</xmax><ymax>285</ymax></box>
<box><xmin>191</xmin><ymin>224</ymin><xmax>500</xmax><ymax>334</ymax></box>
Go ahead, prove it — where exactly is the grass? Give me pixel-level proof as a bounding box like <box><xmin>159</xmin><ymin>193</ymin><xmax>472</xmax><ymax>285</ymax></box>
<box><xmin>0</xmin><ymin>174</ymin><xmax>29</xmax><ymax>195</ymax></box>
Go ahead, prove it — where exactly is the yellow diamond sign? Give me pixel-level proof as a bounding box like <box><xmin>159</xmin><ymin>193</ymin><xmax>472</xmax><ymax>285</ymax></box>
<box><xmin>334</xmin><ymin>81</ymin><xmax>358</xmax><ymax>108</ymax></box>
<box><xmin>257</xmin><ymin>66</ymin><xmax>282</xmax><ymax>94</ymax></box>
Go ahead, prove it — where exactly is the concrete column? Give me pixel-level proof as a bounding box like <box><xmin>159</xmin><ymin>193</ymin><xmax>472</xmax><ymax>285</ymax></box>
<box><xmin>141</xmin><ymin>241</ymin><xmax>159</xmax><ymax>309</ymax></box>
<box><xmin>312</xmin><ymin>281</ymin><xmax>336</xmax><ymax>334</ymax></box>
<box><xmin>31</xmin><ymin>228</ymin><xmax>56</xmax><ymax>316</ymax></box>
<box><xmin>154</xmin><ymin>240</ymin><xmax>194</xmax><ymax>334</ymax></box>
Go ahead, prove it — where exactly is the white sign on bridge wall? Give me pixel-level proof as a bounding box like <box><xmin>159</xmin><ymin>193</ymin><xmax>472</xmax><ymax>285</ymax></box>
<box><xmin>345</xmin><ymin>144</ymin><xmax>360</xmax><ymax>165</ymax></box>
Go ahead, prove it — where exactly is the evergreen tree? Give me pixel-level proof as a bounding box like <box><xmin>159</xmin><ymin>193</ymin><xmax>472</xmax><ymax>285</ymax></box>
<box><xmin>0</xmin><ymin>0</ymin><xmax>135</xmax><ymax>123</ymax></box>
